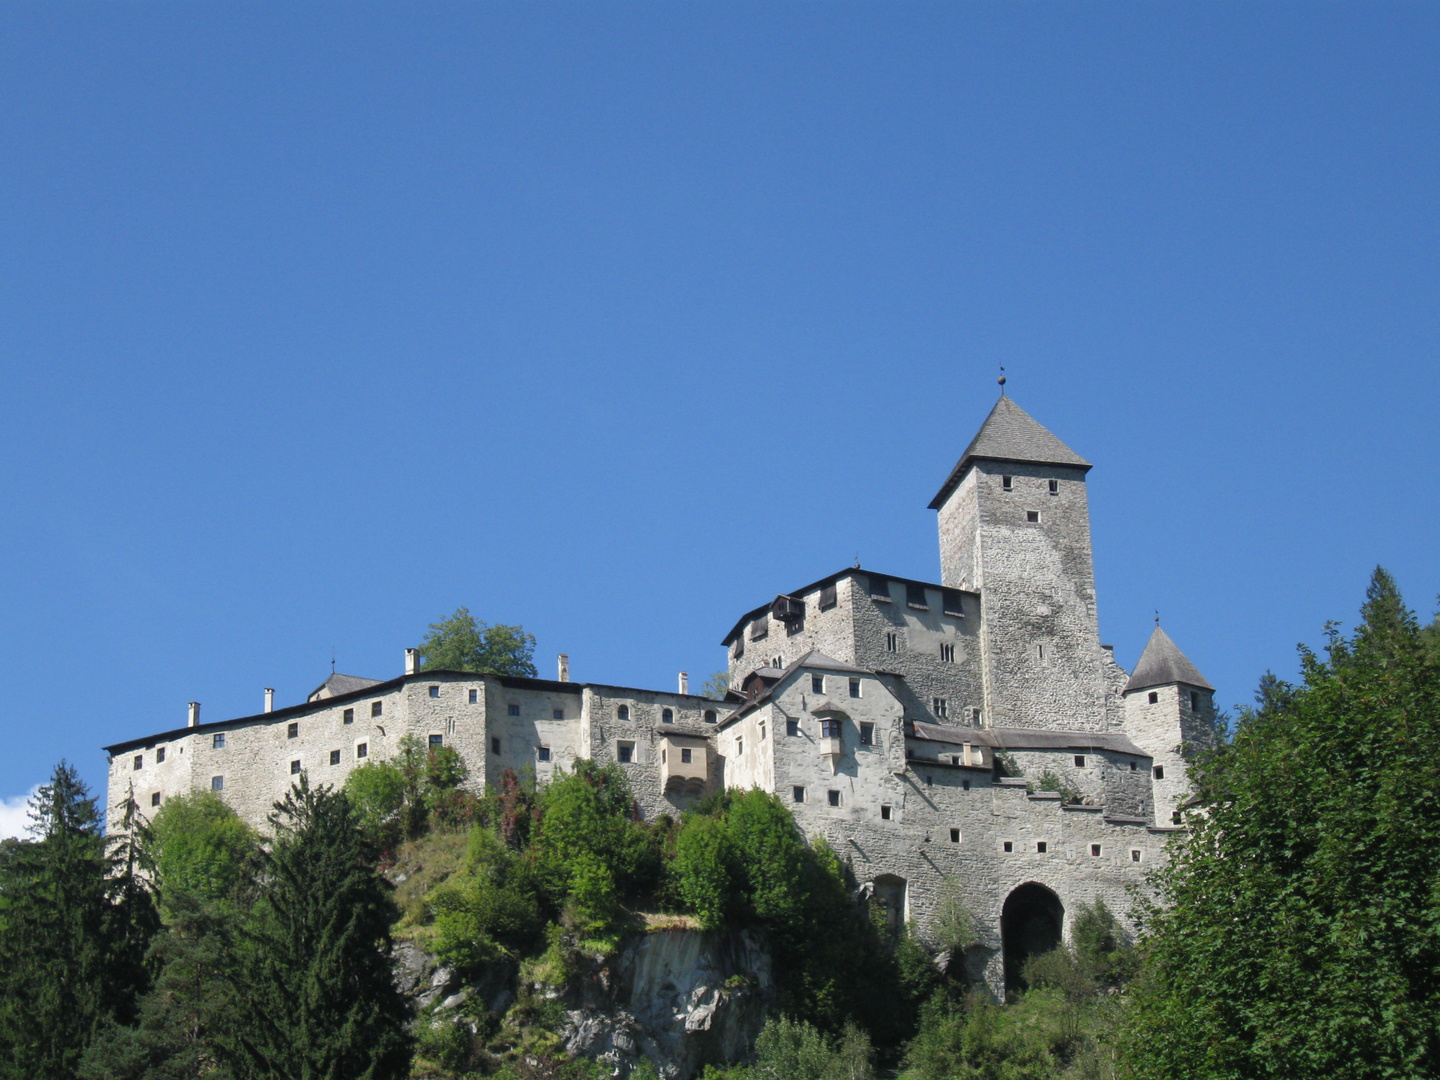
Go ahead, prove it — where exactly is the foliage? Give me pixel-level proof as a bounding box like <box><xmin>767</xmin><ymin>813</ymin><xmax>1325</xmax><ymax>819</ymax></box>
<box><xmin>229</xmin><ymin>777</ymin><xmax>413</xmax><ymax>1080</ymax></box>
<box><xmin>0</xmin><ymin>763</ymin><xmax>158</xmax><ymax>1080</ymax></box>
<box><xmin>148</xmin><ymin>789</ymin><xmax>259</xmax><ymax>908</ymax></box>
<box><xmin>427</xmin><ymin>825</ymin><xmax>543</xmax><ymax>968</ymax></box>
<box><xmin>669</xmin><ymin>812</ymin><xmax>735</xmax><ymax>929</ymax></box>
<box><xmin>700</xmin><ymin>670</ymin><xmax>732</xmax><ymax>700</ymax></box>
<box><xmin>1118</xmin><ymin>568</ymin><xmax>1440</xmax><ymax>1080</ymax></box>
<box><xmin>344</xmin><ymin>735</ymin><xmax>472</xmax><ymax>849</ymax></box>
<box><xmin>418</xmin><ymin>606</ymin><xmax>537</xmax><ymax>677</ymax></box>
<box><xmin>742</xmin><ymin>1015</ymin><xmax>873</xmax><ymax>1080</ymax></box>
<box><xmin>343</xmin><ymin>758</ymin><xmax>408</xmax><ymax>849</ymax></box>
<box><xmin>932</xmin><ymin>876</ymin><xmax>981</xmax><ymax>957</ymax></box>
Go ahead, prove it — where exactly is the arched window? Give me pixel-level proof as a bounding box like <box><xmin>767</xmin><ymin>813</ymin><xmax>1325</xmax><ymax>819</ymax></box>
<box><xmin>662</xmin><ymin>708</ymin><xmax>674</xmax><ymax>723</ymax></box>
<box><xmin>703</xmin><ymin>710</ymin><xmax>717</xmax><ymax>724</ymax></box>
<box><xmin>617</xmin><ymin>704</ymin><xmax>630</xmax><ymax>721</ymax></box>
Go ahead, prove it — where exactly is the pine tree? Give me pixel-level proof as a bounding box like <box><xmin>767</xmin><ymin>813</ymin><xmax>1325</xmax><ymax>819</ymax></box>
<box><xmin>228</xmin><ymin>776</ymin><xmax>412</xmax><ymax>1080</ymax></box>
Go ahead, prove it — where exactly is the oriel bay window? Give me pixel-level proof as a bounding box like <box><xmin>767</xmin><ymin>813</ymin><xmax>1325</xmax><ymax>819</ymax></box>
<box><xmin>820</xmin><ymin>719</ymin><xmax>842</xmax><ymax>740</ymax></box>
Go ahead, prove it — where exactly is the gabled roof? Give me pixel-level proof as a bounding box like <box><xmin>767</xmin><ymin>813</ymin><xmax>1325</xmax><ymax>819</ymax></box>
<box><xmin>307</xmin><ymin>672</ymin><xmax>383</xmax><ymax>702</ymax></box>
<box><xmin>719</xmin><ymin>650</ymin><xmax>883</xmax><ymax>729</ymax></box>
<box><xmin>929</xmin><ymin>396</ymin><xmax>1091</xmax><ymax>509</ymax></box>
<box><xmin>1123</xmin><ymin>626</ymin><xmax>1214</xmax><ymax>694</ymax></box>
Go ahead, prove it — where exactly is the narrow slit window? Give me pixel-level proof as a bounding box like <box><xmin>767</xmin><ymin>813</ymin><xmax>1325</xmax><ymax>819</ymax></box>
<box><xmin>886</xmin><ymin>631</ymin><xmax>899</xmax><ymax>652</ymax></box>
<box><xmin>940</xmin><ymin>643</ymin><xmax>955</xmax><ymax>663</ymax></box>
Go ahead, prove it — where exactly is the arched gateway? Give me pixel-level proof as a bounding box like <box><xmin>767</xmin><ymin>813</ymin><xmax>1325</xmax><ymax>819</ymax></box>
<box><xmin>1001</xmin><ymin>882</ymin><xmax>1063</xmax><ymax>994</ymax></box>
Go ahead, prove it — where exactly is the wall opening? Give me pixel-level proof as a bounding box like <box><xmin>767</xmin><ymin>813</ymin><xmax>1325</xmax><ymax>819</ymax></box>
<box><xmin>870</xmin><ymin>874</ymin><xmax>907</xmax><ymax>943</ymax></box>
<box><xmin>1002</xmin><ymin>882</ymin><xmax>1064</xmax><ymax>996</ymax></box>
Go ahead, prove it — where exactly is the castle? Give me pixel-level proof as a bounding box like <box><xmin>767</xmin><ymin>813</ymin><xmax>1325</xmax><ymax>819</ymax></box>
<box><xmin>104</xmin><ymin>391</ymin><xmax>1214</xmax><ymax>996</ymax></box>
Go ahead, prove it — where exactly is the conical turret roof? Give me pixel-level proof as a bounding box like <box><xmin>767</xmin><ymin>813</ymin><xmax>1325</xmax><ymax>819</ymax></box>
<box><xmin>929</xmin><ymin>396</ymin><xmax>1091</xmax><ymax>509</ymax></box>
<box><xmin>1123</xmin><ymin>626</ymin><xmax>1213</xmax><ymax>694</ymax></box>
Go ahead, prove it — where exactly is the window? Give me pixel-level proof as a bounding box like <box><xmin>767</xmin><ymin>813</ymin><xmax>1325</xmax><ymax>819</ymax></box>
<box><xmin>343</xmin><ymin>708</ymin><xmax>354</xmax><ymax>724</ymax></box>
<box><xmin>759</xmin><ymin>721</ymin><xmax>766</xmax><ymax>741</ymax></box>
<box><xmin>330</xmin><ymin>750</ymin><xmax>341</xmax><ymax>765</ymax></box>
<box><xmin>925</xmin><ymin>773</ymin><xmax>933</xmax><ymax>786</ymax></box>
<box><xmin>290</xmin><ymin>760</ymin><xmax>301</xmax><ymax>775</ymax></box>
<box><xmin>950</xmin><ymin>828</ymin><xmax>960</xmax><ymax>843</ymax></box>
<box><xmin>156</xmin><ymin>747</ymin><xmax>165</xmax><ymax>763</ymax></box>
<box><xmin>1130</xmin><ymin>760</ymin><xmax>1137</xmax><ymax>771</ymax></box>
<box><xmin>1037</xmin><ymin>644</ymin><xmax>1045</xmax><ymax>660</ymax></box>
<box><xmin>820</xmin><ymin>719</ymin><xmax>841</xmax><ymax>739</ymax></box>
<box><xmin>1036</xmin><ymin>841</ymin><xmax>1048</xmax><ymax>854</ymax></box>
<box><xmin>933</xmin><ymin>697</ymin><xmax>948</xmax><ymax>718</ymax></box>
<box><xmin>469</xmin><ymin>689</ymin><xmax>478</xmax><ymax>704</ymax></box>
<box><xmin>940</xmin><ymin>643</ymin><xmax>955</xmax><ymax>663</ymax></box>
<box><xmin>617</xmin><ymin>741</ymin><xmax>634</xmax><ymax>764</ymax></box>
<box><xmin>680</xmin><ymin>748</ymin><xmax>692</xmax><ymax>764</ymax></box>
<box><xmin>1027</xmin><ymin>511</ymin><xmax>1041</xmax><ymax>523</ymax></box>
<box><xmin>429</xmin><ymin>734</ymin><xmax>443</xmax><ymax>749</ymax></box>
<box><xmin>860</xmin><ymin>723</ymin><xmax>874</xmax><ymax>746</ymax></box>
<box><xmin>356</xmin><ymin>743</ymin><xmax>368</xmax><ymax>759</ymax></box>
<box><xmin>704</xmin><ymin>710</ymin><xmax>717</xmax><ymax>724</ymax></box>
<box><xmin>1190</xmin><ymin>691</ymin><xmax>1200</xmax><ymax>711</ymax></box>
<box><xmin>962</xmin><ymin>779</ymin><xmax>971</xmax><ymax>790</ymax></box>
<box><xmin>1131</xmin><ymin>849</ymin><xmax>1142</xmax><ymax>863</ymax></box>
<box><xmin>1147</xmin><ymin>691</ymin><xmax>1159</xmax><ymax>705</ymax></box>
<box><xmin>1003</xmin><ymin>840</ymin><xmax>1013</xmax><ymax>853</ymax></box>
<box><xmin>1172</xmin><ymin>811</ymin><xmax>1183</xmax><ymax>825</ymax></box>
<box><xmin>1154</xmin><ymin>765</ymin><xmax>1165</xmax><ymax>780</ymax></box>
<box><xmin>1074</xmin><ymin>755</ymin><xmax>1086</xmax><ymax>768</ymax></box>
<box><xmin>213</xmin><ymin>733</ymin><xmax>226</xmax><ymax>749</ymax></box>
<box><xmin>849</xmin><ymin>678</ymin><xmax>861</xmax><ymax>698</ymax></box>
<box><xmin>869</xmin><ymin>575</ymin><xmax>890</xmax><ymax>600</ymax></box>
<box><xmin>811</xmin><ymin>674</ymin><xmax>824</xmax><ymax>693</ymax></box>
<box><xmin>617</xmin><ymin>705</ymin><xmax>630</xmax><ymax>721</ymax></box>
<box><xmin>371</xmin><ymin>701</ymin><xmax>383</xmax><ymax>718</ymax></box>
<box><xmin>736</xmin><ymin>738</ymin><xmax>743</xmax><ymax>755</ymax></box>
<box><xmin>429</xmin><ymin>685</ymin><xmax>440</xmax><ymax>698</ymax></box>
<box><xmin>151</xmin><ymin>791</ymin><xmax>161</xmax><ymax>807</ymax></box>
<box><xmin>750</xmin><ymin>618</ymin><xmax>768</xmax><ymax>641</ymax></box>
<box><xmin>827</xmin><ymin>790</ymin><xmax>841</xmax><ymax>807</ymax></box>
<box><xmin>733</xmin><ymin>636</ymin><xmax>745</xmax><ymax>659</ymax></box>
<box><xmin>287</xmin><ymin>722</ymin><xmax>298</xmax><ymax>739</ymax></box>
<box><xmin>662</xmin><ymin>708</ymin><xmax>673</xmax><ymax>723</ymax></box>
<box><xmin>793</xmin><ymin>786</ymin><xmax>805</xmax><ymax>803</ymax></box>
<box><xmin>508</xmin><ymin>704</ymin><xmax>520</xmax><ymax>717</ymax></box>
<box><xmin>211</xmin><ymin>776</ymin><xmax>224</xmax><ymax>791</ymax></box>
<box><xmin>971</xmin><ymin>708</ymin><xmax>982</xmax><ymax>723</ymax></box>
<box><xmin>771</xmin><ymin>654</ymin><xmax>784</xmax><ymax>669</ymax></box>
<box><xmin>491</xmin><ymin>737</ymin><xmax>501</xmax><ymax>753</ymax></box>
<box><xmin>554</xmin><ymin>708</ymin><xmax>565</xmax><ymax>720</ymax></box>
<box><xmin>133</xmin><ymin>755</ymin><xmax>143</xmax><ymax>770</ymax></box>
<box><xmin>881</xmin><ymin>804</ymin><xmax>892</xmax><ymax>820</ymax></box>
<box><xmin>906</xmin><ymin>582</ymin><xmax>928</xmax><ymax>609</ymax></box>
<box><xmin>538</xmin><ymin>746</ymin><xmax>551</xmax><ymax>762</ymax></box>
<box><xmin>819</xmin><ymin>583</ymin><xmax>837</xmax><ymax>610</ymax></box>
<box><xmin>1001</xmin><ymin>475</ymin><xmax>1013</xmax><ymax>491</ymax></box>
<box><xmin>779</xmin><ymin>720</ymin><xmax>794</xmax><ymax>739</ymax></box>
<box><xmin>886</xmin><ymin>631</ymin><xmax>899</xmax><ymax>652</ymax></box>
<box><xmin>1091</xmin><ymin>844</ymin><xmax>1102</xmax><ymax>857</ymax></box>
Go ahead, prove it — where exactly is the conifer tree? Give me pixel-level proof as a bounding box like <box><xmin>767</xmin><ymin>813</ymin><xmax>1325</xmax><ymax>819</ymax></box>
<box><xmin>228</xmin><ymin>776</ymin><xmax>412</xmax><ymax>1080</ymax></box>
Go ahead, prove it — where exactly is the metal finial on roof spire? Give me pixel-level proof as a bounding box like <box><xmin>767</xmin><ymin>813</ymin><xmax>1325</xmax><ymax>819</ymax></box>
<box><xmin>998</xmin><ymin>365</ymin><xmax>1006</xmax><ymax>396</ymax></box>
<box><xmin>331</xmin><ymin>649</ymin><xmax>336</xmax><ymax>674</ymax></box>
<box><xmin>1155</xmin><ymin>611</ymin><xmax>1160</xmax><ymax>627</ymax></box>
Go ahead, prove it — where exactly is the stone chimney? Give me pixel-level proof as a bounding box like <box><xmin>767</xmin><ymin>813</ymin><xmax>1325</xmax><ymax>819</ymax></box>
<box><xmin>264</xmin><ymin>688</ymin><xmax>274</xmax><ymax>713</ymax></box>
<box><xmin>405</xmin><ymin>648</ymin><xmax>418</xmax><ymax>676</ymax></box>
<box><xmin>678</xmin><ymin>671</ymin><xmax>689</xmax><ymax>696</ymax></box>
<box><xmin>187</xmin><ymin>702</ymin><xmax>200</xmax><ymax>728</ymax></box>
<box><xmin>558</xmin><ymin>654</ymin><xmax>570</xmax><ymax>682</ymax></box>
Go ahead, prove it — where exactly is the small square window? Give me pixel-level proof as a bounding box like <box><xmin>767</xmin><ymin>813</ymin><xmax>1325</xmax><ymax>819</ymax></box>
<box><xmin>617</xmin><ymin>705</ymin><xmax>630</xmax><ymax>721</ymax></box>
<box><xmin>554</xmin><ymin>708</ymin><xmax>565</xmax><ymax>720</ymax></box>
<box><xmin>1154</xmin><ymin>765</ymin><xmax>1165</xmax><ymax>780</ymax></box>
<box><xmin>469</xmin><ymin>688</ymin><xmax>478</xmax><ymax>704</ymax></box>
<box><xmin>662</xmin><ymin>708</ymin><xmax>673</xmax><ymax>723</ymax></box>
<box><xmin>287</xmin><ymin>722</ymin><xmax>299</xmax><ymax>739</ymax></box>
<box><xmin>491</xmin><ymin>737</ymin><xmax>501</xmax><ymax>753</ymax></box>
<box><xmin>1131</xmin><ymin>849</ymin><xmax>1143</xmax><ymax>863</ymax></box>
<box><xmin>886</xmin><ymin>631</ymin><xmax>899</xmax><ymax>652</ymax></box>
<box><xmin>811</xmin><ymin>675</ymin><xmax>824</xmax><ymax>693</ymax></box>
<box><xmin>849</xmin><ymin>678</ymin><xmax>861</xmax><ymax>699</ymax></box>
<box><xmin>290</xmin><ymin>759</ymin><xmax>301</xmax><ymax>775</ymax></box>
<box><xmin>940</xmin><ymin>643</ymin><xmax>955</xmax><ymax>663</ymax></box>
<box><xmin>859</xmin><ymin>723</ymin><xmax>874</xmax><ymax>746</ymax></box>
<box><xmin>508</xmin><ymin>704</ymin><xmax>520</xmax><ymax>717</ymax></box>
<box><xmin>330</xmin><ymin>750</ymin><xmax>341</xmax><ymax>765</ymax></box>
<box><xmin>343</xmin><ymin>708</ymin><xmax>354</xmax><ymax>724</ymax></box>
<box><xmin>156</xmin><ymin>747</ymin><xmax>165</xmax><ymax>763</ymax></box>
<box><xmin>133</xmin><ymin>755</ymin><xmax>143</xmax><ymax>771</ymax></box>
<box><xmin>827</xmin><ymin>790</ymin><xmax>840</xmax><ymax>807</ymax></box>
<box><xmin>356</xmin><ymin>743</ymin><xmax>368</xmax><ymax>759</ymax></box>
<box><xmin>151</xmin><ymin>791</ymin><xmax>161</xmax><ymax>807</ymax></box>
<box><xmin>538</xmin><ymin>746</ymin><xmax>551</xmax><ymax>762</ymax></box>
<box><xmin>881</xmin><ymin>804</ymin><xmax>892</xmax><ymax>820</ymax></box>
<box><xmin>704</xmin><ymin>710</ymin><xmax>717</xmax><ymax>723</ymax></box>
<box><xmin>213</xmin><ymin>733</ymin><xmax>226</xmax><ymax>749</ymax></box>
<box><xmin>786</xmin><ymin>719</ymin><xmax>799</xmax><ymax>737</ymax></box>
<box><xmin>680</xmin><ymin>748</ymin><xmax>693</xmax><ymax>764</ymax></box>
<box><xmin>211</xmin><ymin>776</ymin><xmax>224</xmax><ymax>791</ymax></box>
<box><xmin>792</xmin><ymin>786</ymin><xmax>805</xmax><ymax>803</ymax></box>
<box><xmin>1091</xmin><ymin>844</ymin><xmax>1102</xmax><ymax>857</ymax></box>
<box><xmin>1001</xmin><ymin>475</ymin><xmax>1013</xmax><ymax>491</ymax></box>
<box><xmin>1003</xmin><ymin>840</ymin><xmax>1013</xmax><ymax>853</ymax></box>
<box><xmin>1148</xmin><ymin>691</ymin><xmax>1159</xmax><ymax>705</ymax></box>
<box><xmin>950</xmin><ymin>828</ymin><xmax>960</xmax><ymax>843</ymax></box>
<box><xmin>971</xmin><ymin>708</ymin><xmax>982</xmax><ymax>723</ymax></box>
<box><xmin>1036</xmin><ymin>841</ymin><xmax>1048</xmax><ymax>854</ymax></box>
<box><xmin>1026</xmin><ymin>510</ymin><xmax>1040</xmax><ymax>523</ymax></box>
<box><xmin>618</xmin><ymin>742</ymin><xmax>634</xmax><ymax>764</ymax></box>
<box><xmin>429</xmin><ymin>685</ymin><xmax>440</xmax><ymax>698</ymax></box>
<box><xmin>429</xmin><ymin>734</ymin><xmax>443</xmax><ymax>749</ymax></box>
<box><xmin>1048</xmin><ymin>479</ymin><xmax>1059</xmax><ymax>494</ymax></box>
<box><xmin>1074</xmin><ymin>755</ymin><xmax>1085</xmax><ymax>768</ymax></box>
<box><xmin>371</xmin><ymin>701</ymin><xmax>383</xmax><ymax>718</ymax></box>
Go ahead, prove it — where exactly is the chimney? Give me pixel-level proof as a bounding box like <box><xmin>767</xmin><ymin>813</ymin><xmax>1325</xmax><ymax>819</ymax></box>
<box><xmin>263</xmin><ymin>688</ymin><xmax>274</xmax><ymax>713</ymax></box>
<box><xmin>405</xmin><ymin>648</ymin><xmax>418</xmax><ymax>676</ymax></box>
<box><xmin>187</xmin><ymin>702</ymin><xmax>200</xmax><ymax>728</ymax></box>
<box><xmin>678</xmin><ymin>671</ymin><xmax>689</xmax><ymax>696</ymax></box>
<box><xmin>558</xmin><ymin>654</ymin><xmax>570</xmax><ymax>682</ymax></box>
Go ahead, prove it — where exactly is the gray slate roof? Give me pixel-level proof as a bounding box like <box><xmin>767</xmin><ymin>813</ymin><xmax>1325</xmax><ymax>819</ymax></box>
<box><xmin>909</xmin><ymin>719</ymin><xmax>1149</xmax><ymax>757</ymax></box>
<box><xmin>307</xmin><ymin>672</ymin><xmax>384</xmax><ymax>701</ymax></box>
<box><xmin>929</xmin><ymin>395</ymin><xmax>1092</xmax><ymax>509</ymax></box>
<box><xmin>1123</xmin><ymin>626</ymin><xmax>1213</xmax><ymax>693</ymax></box>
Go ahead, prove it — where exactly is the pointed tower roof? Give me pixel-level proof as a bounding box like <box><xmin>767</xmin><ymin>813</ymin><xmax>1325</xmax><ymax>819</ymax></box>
<box><xmin>1123</xmin><ymin>626</ymin><xmax>1213</xmax><ymax>694</ymax></box>
<box><xmin>929</xmin><ymin>396</ymin><xmax>1092</xmax><ymax>508</ymax></box>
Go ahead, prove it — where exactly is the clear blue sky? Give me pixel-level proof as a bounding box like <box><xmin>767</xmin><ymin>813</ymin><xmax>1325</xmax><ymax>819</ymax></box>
<box><xmin>2</xmin><ymin>3</ymin><xmax>1437</xmax><ymax>829</ymax></box>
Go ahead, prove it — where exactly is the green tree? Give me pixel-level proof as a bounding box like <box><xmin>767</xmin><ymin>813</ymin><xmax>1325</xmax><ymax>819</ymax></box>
<box><xmin>417</xmin><ymin>607</ymin><xmax>537</xmax><ymax>677</ymax></box>
<box><xmin>229</xmin><ymin>777</ymin><xmax>413</xmax><ymax>1080</ymax></box>
<box><xmin>427</xmin><ymin>825</ymin><xmax>543</xmax><ymax>969</ymax></box>
<box><xmin>700</xmin><ymin>670</ymin><xmax>731</xmax><ymax>699</ymax></box>
<box><xmin>1120</xmin><ymin>567</ymin><xmax>1440</xmax><ymax>1080</ymax></box>
<box><xmin>148</xmin><ymin>789</ymin><xmax>258</xmax><ymax>908</ymax></box>
<box><xmin>747</xmin><ymin>1015</ymin><xmax>873</xmax><ymax>1080</ymax></box>
<box><xmin>0</xmin><ymin>763</ymin><xmax>157</xmax><ymax>1080</ymax></box>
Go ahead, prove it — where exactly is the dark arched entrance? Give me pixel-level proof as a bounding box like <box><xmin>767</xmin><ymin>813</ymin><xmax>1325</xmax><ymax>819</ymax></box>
<box><xmin>1001</xmin><ymin>882</ymin><xmax>1063</xmax><ymax>995</ymax></box>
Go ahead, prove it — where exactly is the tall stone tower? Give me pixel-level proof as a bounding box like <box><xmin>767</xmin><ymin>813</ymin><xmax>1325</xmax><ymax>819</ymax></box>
<box><xmin>929</xmin><ymin>394</ymin><xmax>1109</xmax><ymax>731</ymax></box>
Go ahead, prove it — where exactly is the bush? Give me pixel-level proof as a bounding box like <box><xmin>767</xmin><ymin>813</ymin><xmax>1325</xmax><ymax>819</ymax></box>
<box><xmin>426</xmin><ymin>825</ymin><xmax>543</xmax><ymax>968</ymax></box>
<box><xmin>747</xmin><ymin>1015</ymin><xmax>872</xmax><ymax>1080</ymax></box>
<box><xmin>148</xmin><ymin>789</ymin><xmax>258</xmax><ymax>906</ymax></box>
